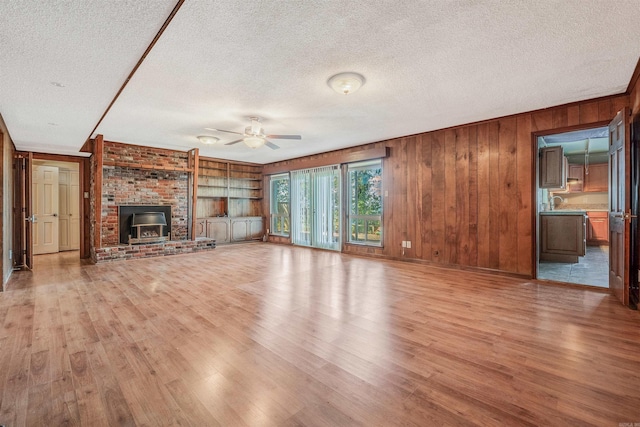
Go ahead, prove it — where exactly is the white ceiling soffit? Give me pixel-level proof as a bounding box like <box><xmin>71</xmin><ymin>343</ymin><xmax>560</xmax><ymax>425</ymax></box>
<box><xmin>0</xmin><ymin>0</ymin><xmax>177</xmax><ymax>155</ymax></box>
<box><xmin>2</xmin><ymin>1</ymin><xmax>639</xmax><ymax>163</ymax></box>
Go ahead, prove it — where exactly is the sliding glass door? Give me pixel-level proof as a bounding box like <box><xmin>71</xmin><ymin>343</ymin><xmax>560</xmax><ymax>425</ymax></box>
<box><xmin>290</xmin><ymin>165</ymin><xmax>341</xmax><ymax>250</ymax></box>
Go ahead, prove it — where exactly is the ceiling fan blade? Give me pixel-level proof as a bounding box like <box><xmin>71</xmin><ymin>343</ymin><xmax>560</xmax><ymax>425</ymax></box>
<box><xmin>205</xmin><ymin>127</ymin><xmax>244</xmax><ymax>136</ymax></box>
<box><xmin>264</xmin><ymin>140</ymin><xmax>280</xmax><ymax>150</ymax></box>
<box><xmin>224</xmin><ymin>139</ymin><xmax>244</xmax><ymax>146</ymax></box>
<box><xmin>265</xmin><ymin>134</ymin><xmax>302</xmax><ymax>140</ymax></box>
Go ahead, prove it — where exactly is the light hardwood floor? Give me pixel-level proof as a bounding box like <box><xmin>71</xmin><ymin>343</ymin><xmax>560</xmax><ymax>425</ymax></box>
<box><xmin>1</xmin><ymin>243</ymin><xmax>639</xmax><ymax>426</ymax></box>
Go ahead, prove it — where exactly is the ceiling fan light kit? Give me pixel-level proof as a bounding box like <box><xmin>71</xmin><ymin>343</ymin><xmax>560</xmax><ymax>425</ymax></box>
<box><xmin>328</xmin><ymin>72</ymin><xmax>365</xmax><ymax>95</ymax></box>
<box><xmin>207</xmin><ymin>117</ymin><xmax>302</xmax><ymax>150</ymax></box>
<box><xmin>197</xmin><ymin>135</ymin><xmax>220</xmax><ymax>144</ymax></box>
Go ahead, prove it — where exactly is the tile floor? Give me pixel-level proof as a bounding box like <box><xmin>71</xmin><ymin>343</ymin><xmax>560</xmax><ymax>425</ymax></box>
<box><xmin>538</xmin><ymin>245</ymin><xmax>609</xmax><ymax>287</ymax></box>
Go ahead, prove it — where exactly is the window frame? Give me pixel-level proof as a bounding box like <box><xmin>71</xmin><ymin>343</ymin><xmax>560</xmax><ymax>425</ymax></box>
<box><xmin>269</xmin><ymin>173</ymin><xmax>290</xmax><ymax>237</ymax></box>
<box><xmin>346</xmin><ymin>160</ymin><xmax>383</xmax><ymax>247</ymax></box>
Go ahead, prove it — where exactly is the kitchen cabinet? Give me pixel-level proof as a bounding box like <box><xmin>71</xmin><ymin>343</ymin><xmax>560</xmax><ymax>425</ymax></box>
<box><xmin>586</xmin><ymin>211</ymin><xmax>609</xmax><ymax>245</ymax></box>
<box><xmin>567</xmin><ymin>164</ymin><xmax>584</xmax><ymax>192</ymax></box>
<box><xmin>540</xmin><ymin>213</ymin><xmax>586</xmax><ymax>262</ymax></box>
<box><xmin>539</xmin><ymin>146</ymin><xmax>566</xmax><ymax>189</ymax></box>
<box><xmin>584</xmin><ymin>163</ymin><xmax>608</xmax><ymax>192</ymax></box>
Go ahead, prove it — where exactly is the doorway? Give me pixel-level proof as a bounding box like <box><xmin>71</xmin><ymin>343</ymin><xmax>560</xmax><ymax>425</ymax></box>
<box><xmin>32</xmin><ymin>160</ymin><xmax>80</xmax><ymax>255</ymax></box>
<box><xmin>536</xmin><ymin>126</ymin><xmax>610</xmax><ymax>287</ymax></box>
<box><xmin>290</xmin><ymin>165</ymin><xmax>341</xmax><ymax>250</ymax></box>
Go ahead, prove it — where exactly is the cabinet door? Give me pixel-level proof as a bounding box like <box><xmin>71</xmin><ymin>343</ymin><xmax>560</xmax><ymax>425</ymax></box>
<box><xmin>207</xmin><ymin>219</ymin><xmax>230</xmax><ymax>243</ymax></box>
<box><xmin>586</xmin><ymin>212</ymin><xmax>609</xmax><ymax>244</ymax></box>
<box><xmin>195</xmin><ymin>219</ymin><xmax>207</xmax><ymax>238</ymax></box>
<box><xmin>541</xmin><ymin>215</ymin><xmax>586</xmax><ymax>256</ymax></box>
<box><xmin>248</xmin><ymin>218</ymin><xmax>264</xmax><ymax>240</ymax></box>
<box><xmin>567</xmin><ymin>164</ymin><xmax>584</xmax><ymax>192</ymax></box>
<box><xmin>231</xmin><ymin>219</ymin><xmax>249</xmax><ymax>242</ymax></box>
<box><xmin>539</xmin><ymin>146</ymin><xmax>566</xmax><ymax>189</ymax></box>
<box><xmin>584</xmin><ymin>163</ymin><xmax>608</xmax><ymax>192</ymax></box>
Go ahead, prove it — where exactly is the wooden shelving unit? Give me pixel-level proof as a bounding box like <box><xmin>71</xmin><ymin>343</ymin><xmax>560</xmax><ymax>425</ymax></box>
<box><xmin>196</xmin><ymin>158</ymin><xmax>264</xmax><ymax>243</ymax></box>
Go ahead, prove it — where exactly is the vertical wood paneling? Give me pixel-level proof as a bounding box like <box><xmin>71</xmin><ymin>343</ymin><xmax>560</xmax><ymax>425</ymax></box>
<box><xmin>516</xmin><ymin>114</ymin><xmax>533</xmax><ymax>275</ymax></box>
<box><xmin>476</xmin><ymin>123</ymin><xmax>490</xmax><ymax>268</ymax></box>
<box><xmin>567</xmin><ymin>105</ymin><xmax>580</xmax><ymax>126</ymax></box>
<box><xmin>406</xmin><ymin>137</ymin><xmax>418</xmax><ymax>259</ymax></box>
<box><xmin>431</xmin><ymin>131</ymin><xmax>445</xmax><ymax>262</ymax></box>
<box><xmin>467</xmin><ymin>126</ymin><xmax>478</xmax><ymax>267</ymax></box>
<box><xmin>455</xmin><ymin>128</ymin><xmax>470</xmax><ymax>266</ymax></box>
<box><xmin>421</xmin><ymin>134</ymin><xmax>433</xmax><ymax>261</ymax></box>
<box><xmin>579</xmin><ymin>102</ymin><xmax>599</xmax><ymax>124</ymax></box>
<box><xmin>444</xmin><ymin>130</ymin><xmax>457</xmax><ymax>264</ymax></box>
<box><xmin>407</xmin><ymin>135</ymin><xmax>425</xmax><ymax>259</ymax></box>
<box><xmin>264</xmin><ymin>94</ymin><xmax>629</xmax><ymax>277</ymax></box>
<box><xmin>498</xmin><ymin>117</ymin><xmax>518</xmax><ymax>273</ymax></box>
<box><xmin>488</xmin><ymin>122</ymin><xmax>501</xmax><ymax>269</ymax></box>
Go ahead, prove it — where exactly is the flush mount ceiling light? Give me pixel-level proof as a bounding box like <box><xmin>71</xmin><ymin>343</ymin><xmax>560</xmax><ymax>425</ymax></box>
<box><xmin>327</xmin><ymin>72</ymin><xmax>365</xmax><ymax>95</ymax></box>
<box><xmin>197</xmin><ymin>135</ymin><xmax>220</xmax><ymax>145</ymax></box>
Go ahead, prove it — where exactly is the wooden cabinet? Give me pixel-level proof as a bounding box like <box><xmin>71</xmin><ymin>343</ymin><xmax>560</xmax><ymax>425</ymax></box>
<box><xmin>196</xmin><ymin>157</ymin><xmax>264</xmax><ymax>244</ymax></box>
<box><xmin>195</xmin><ymin>219</ymin><xmax>207</xmax><ymax>238</ymax></box>
<box><xmin>207</xmin><ymin>218</ymin><xmax>230</xmax><ymax>244</ymax></box>
<box><xmin>586</xmin><ymin>211</ymin><xmax>609</xmax><ymax>245</ymax></box>
<box><xmin>540</xmin><ymin>213</ymin><xmax>586</xmax><ymax>262</ymax></box>
<box><xmin>584</xmin><ymin>163</ymin><xmax>608</xmax><ymax>192</ymax></box>
<box><xmin>539</xmin><ymin>146</ymin><xmax>566</xmax><ymax>189</ymax></box>
<box><xmin>231</xmin><ymin>217</ymin><xmax>264</xmax><ymax>242</ymax></box>
<box><xmin>567</xmin><ymin>164</ymin><xmax>584</xmax><ymax>192</ymax></box>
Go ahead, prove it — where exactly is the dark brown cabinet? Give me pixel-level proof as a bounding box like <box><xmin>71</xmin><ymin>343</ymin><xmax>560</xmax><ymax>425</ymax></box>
<box><xmin>586</xmin><ymin>211</ymin><xmax>609</xmax><ymax>245</ymax></box>
<box><xmin>539</xmin><ymin>146</ymin><xmax>566</xmax><ymax>189</ymax></box>
<box><xmin>583</xmin><ymin>163</ymin><xmax>608</xmax><ymax>192</ymax></box>
<box><xmin>540</xmin><ymin>213</ymin><xmax>586</xmax><ymax>263</ymax></box>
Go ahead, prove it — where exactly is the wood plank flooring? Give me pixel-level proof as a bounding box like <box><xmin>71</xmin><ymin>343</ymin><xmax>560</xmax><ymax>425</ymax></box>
<box><xmin>1</xmin><ymin>243</ymin><xmax>640</xmax><ymax>426</ymax></box>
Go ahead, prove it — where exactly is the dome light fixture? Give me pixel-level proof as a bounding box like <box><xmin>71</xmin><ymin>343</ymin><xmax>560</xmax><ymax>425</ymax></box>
<box><xmin>197</xmin><ymin>135</ymin><xmax>220</xmax><ymax>145</ymax></box>
<box><xmin>327</xmin><ymin>72</ymin><xmax>365</xmax><ymax>95</ymax></box>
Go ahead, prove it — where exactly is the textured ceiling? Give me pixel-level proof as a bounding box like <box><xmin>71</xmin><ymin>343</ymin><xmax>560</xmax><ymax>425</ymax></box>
<box><xmin>2</xmin><ymin>1</ymin><xmax>639</xmax><ymax>163</ymax></box>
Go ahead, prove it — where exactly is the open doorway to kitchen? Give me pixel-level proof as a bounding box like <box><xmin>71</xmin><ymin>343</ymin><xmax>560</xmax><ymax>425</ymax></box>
<box><xmin>536</xmin><ymin>126</ymin><xmax>609</xmax><ymax>287</ymax></box>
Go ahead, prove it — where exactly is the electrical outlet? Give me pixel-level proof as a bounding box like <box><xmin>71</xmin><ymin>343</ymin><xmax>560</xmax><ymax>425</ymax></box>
<box><xmin>9</xmin><ymin>249</ymin><xmax>12</xmax><ymax>260</ymax></box>
<box><xmin>406</xmin><ymin>241</ymin><xmax>411</xmax><ymax>249</ymax></box>
<box><xmin>401</xmin><ymin>241</ymin><xmax>406</xmax><ymax>248</ymax></box>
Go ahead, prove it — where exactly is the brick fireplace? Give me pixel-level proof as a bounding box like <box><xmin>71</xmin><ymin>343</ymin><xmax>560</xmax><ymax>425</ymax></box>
<box><xmin>90</xmin><ymin>139</ymin><xmax>215</xmax><ymax>262</ymax></box>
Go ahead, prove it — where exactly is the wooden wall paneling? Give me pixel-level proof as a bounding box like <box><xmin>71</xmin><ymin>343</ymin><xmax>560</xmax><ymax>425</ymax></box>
<box><xmin>567</xmin><ymin>105</ymin><xmax>580</xmax><ymax>126</ymax></box>
<box><xmin>382</xmin><ymin>147</ymin><xmax>395</xmax><ymax>257</ymax></box>
<box><xmin>476</xmin><ymin>123</ymin><xmax>490</xmax><ymax>268</ymax></box>
<box><xmin>498</xmin><ymin>117</ymin><xmax>518</xmax><ymax>273</ymax></box>
<box><xmin>612</xmin><ymin>95</ymin><xmax>630</xmax><ymax>118</ymax></box>
<box><xmin>444</xmin><ymin>129</ymin><xmax>457</xmax><ymax>264</ymax></box>
<box><xmin>94</xmin><ymin>135</ymin><xmax>104</xmax><ymax>250</ymax></box>
<box><xmin>395</xmin><ymin>138</ymin><xmax>408</xmax><ymax>257</ymax></box>
<box><xmin>552</xmin><ymin>108</ymin><xmax>568</xmax><ymax>129</ymax></box>
<box><xmin>420</xmin><ymin>134</ymin><xmax>433</xmax><ymax>262</ymax></box>
<box><xmin>598</xmin><ymin>99</ymin><xmax>614</xmax><ymax>121</ymax></box>
<box><xmin>81</xmin><ymin>157</ymin><xmax>91</xmax><ymax>258</ymax></box>
<box><xmin>406</xmin><ymin>136</ymin><xmax>419</xmax><ymax>259</ymax></box>
<box><xmin>531</xmin><ymin>110</ymin><xmax>552</xmax><ymax>132</ymax></box>
<box><xmin>467</xmin><ymin>126</ymin><xmax>478</xmax><ymax>267</ymax></box>
<box><xmin>579</xmin><ymin>102</ymin><xmax>600</xmax><ymax>124</ymax></box>
<box><xmin>488</xmin><ymin>121</ymin><xmax>501</xmax><ymax>269</ymax></box>
<box><xmin>431</xmin><ymin>131</ymin><xmax>445</xmax><ymax>262</ymax></box>
<box><xmin>516</xmin><ymin>114</ymin><xmax>533</xmax><ymax>275</ymax></box>
<box><xmin>455</xmin><ymin>127</ymin><xmax>470</xmax><ymax>266</ymax></box>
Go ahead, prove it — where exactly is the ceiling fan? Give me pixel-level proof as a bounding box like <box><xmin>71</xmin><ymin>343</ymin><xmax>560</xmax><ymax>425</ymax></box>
<box><xmin>206</xmin><ymin>117</ymin><xmax>301</xmax><ymax>150</ymax></box>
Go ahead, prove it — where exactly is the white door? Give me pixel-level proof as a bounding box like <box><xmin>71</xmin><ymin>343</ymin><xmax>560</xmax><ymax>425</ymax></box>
<box><xmin>58</xmin><ymin>169</ymin><xmax>80</xmax><ymax>251</ymax></box>
<box><xmin>33</xmin><ymin>165</ymin><xmax>60</xmax><ymax>255</ymax></box>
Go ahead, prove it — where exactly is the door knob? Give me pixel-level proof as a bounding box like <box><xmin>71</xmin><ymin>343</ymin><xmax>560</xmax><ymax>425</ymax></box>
<box><xmin>53</xmin><ymin>213</ymin><xmax>58</xmax><ymax>217</ymax></box>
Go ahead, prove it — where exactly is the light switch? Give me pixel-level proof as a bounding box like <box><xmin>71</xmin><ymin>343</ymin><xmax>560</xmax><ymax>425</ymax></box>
<box><xmin>406</xmin><ymin>241</ymin><xmax>411</xmax><ymax>249</ymax></box>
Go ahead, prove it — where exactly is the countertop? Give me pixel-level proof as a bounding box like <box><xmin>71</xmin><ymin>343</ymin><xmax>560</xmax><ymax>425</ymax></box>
<box><xmin>539</xmin><ymin>210</ymin><xmax>588</xmax><ymax>216</ymax></box>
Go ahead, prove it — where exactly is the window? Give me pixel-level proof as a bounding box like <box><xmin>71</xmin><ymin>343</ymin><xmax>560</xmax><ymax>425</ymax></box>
<box><xmin>347</xmin><ymin>160</ymin><xmax>382</xmax><ymax>245</ymax></box>
<box><xmin>270</xmin><ymin>174</ymin><xmax>290</xmax><ymax>236</ymax></box>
